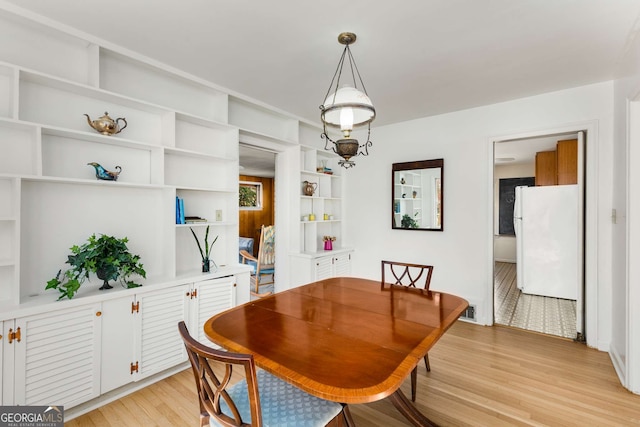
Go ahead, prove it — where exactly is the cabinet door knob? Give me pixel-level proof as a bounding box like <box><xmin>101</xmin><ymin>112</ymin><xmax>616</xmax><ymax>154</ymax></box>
<box><xmin>96</xmin><ymin>311</ymin><xmax>102</xmax><ymax>317</ymax></box>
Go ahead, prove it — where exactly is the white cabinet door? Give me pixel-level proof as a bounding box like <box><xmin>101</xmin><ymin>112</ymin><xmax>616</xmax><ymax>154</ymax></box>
<box><xmin>315</xmin><ymin>256</ymin><xmax>334</xmax><ymax>281</ymax></box>
<box><xmin>314</xmin><ymin>252</ymin><xmax>352</xmax><ymax>281</ymax></box>
<box><xmin>189</xmin><ymin>276</ymin><xmax>236</xmax><ymax>345</ymax></box>
<box><xmin>333</xmin><ymin>252</ymin><xmax>352</xmax><ymax>277</ymax></box>
<box><xmin>135</xmin><ymin>284</ymin><xmax>190</xmax><ymax>380</ymax></box>
<box><xmin>1</xmin><ymin>320</ymin><xmax>11</xmax><ymax>405</ymax></box>
<box><xmin>13</xmin><ymin>304</ymin><xmax>102</xmax><ymax>407</ymax></box>
<box><xmin>100</xmin><ymin>296</ymin><xmax>136</xmax><ymax>394</ymax></box>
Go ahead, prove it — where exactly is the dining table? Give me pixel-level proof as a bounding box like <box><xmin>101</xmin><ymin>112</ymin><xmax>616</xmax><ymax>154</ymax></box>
<box><xmin>203</xmin><ymin>276</ymin><xmax>469</xmax><ymax>427</ymax></box>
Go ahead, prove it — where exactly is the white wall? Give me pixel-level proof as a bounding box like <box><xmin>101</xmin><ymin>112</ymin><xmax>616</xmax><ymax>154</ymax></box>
<box><xmin>611</xmin><ymin>16</ymin><xmax>640</xmax><ymax>392</ymax></box>
<box><xmin>345</xmin><ymin>81</ymin><xmax>614</xmax><ymax>342</ymax></box>
<box><xmin>493</xmin><ymin>163</ymin><xmax>535</xmax><ymax>263</ymax></box>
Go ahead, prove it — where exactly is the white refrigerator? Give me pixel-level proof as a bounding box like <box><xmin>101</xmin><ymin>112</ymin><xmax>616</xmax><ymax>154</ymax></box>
<box><xmin>513</xmin><ymin>184</ymin><xmax>579</xmax><ymax>300</ymax></box>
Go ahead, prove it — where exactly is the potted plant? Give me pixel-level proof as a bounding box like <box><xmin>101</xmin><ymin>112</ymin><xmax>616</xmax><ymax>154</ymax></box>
<box><xmin>190</xmin><ymin>225</ymin><xmax>218</xmax><ymax>272</ymax></box>
<box><xmin>46</xmin><ymin>233</ymin><xmax>146</xmax><ymax>300</ymax></box>
<box><xmin>401</xmin><ymin>213</ymin><xmax>420</xmax><ymax>229</ymax></box>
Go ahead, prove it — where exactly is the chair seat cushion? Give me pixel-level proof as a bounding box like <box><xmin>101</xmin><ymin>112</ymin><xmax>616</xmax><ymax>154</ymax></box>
<box><xmin>211</xmin><ymin>369</ymin><xmax>343</xmax><ymax>427</ymax></box>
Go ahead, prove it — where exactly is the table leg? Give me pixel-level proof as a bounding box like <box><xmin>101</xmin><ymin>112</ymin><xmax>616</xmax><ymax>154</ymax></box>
<box><xmin>386</xmin><ymin>389</ymin><xmax>438</xmax><ymax>427</ymax></box>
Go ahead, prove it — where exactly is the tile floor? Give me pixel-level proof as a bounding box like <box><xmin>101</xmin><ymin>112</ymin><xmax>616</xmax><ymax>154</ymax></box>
<box><xmin>494</xmin><ymin>261</ymin><xmax>577</xmax><ymax>339</ymax></box>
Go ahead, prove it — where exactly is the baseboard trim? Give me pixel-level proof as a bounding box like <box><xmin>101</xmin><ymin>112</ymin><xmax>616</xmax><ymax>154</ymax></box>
<box><xmin>64</xmin><ymin>362</ymin><xmax>190</xmax><ymax>421</ymax></box>
<box><xmin>609</xmin><ymin>343</ymin><xmax>626</xmax><ymax>389</ymax></box>
<box><xmin>494</xmin><ymin>258</ymin><xmax>516</xmax><ymax>263</ymax></box>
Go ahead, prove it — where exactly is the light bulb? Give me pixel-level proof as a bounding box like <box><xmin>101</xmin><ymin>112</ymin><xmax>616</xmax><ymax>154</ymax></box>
<box><xmin>340</xmin><ymin>107</ymin><xmax>354</xmax><ymax>137</ymax></box>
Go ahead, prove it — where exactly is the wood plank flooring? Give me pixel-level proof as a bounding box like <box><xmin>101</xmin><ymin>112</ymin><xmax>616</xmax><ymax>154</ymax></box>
<box><xmin>65</xmin><ymin>321</ymin><xmax>640</xmax><ymax>426</ymax></box>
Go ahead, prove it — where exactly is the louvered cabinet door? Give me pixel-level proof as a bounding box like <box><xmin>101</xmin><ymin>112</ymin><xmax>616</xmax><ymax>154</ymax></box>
<box><xmin>333</xmin><ymin>252</ymin><xmax>352</xmax><ymax>277</ymax></box>
<box><xmin>190</xmin><ymin>277</ymin><xmax>236</xmax><ymax>345</ymax></box>
<box><xmin>135</xmin><ymin>284</ymin><xmax>190</xmax><ymax>380</ymax></box>
<box><xmin>100</xmin><ymin>296</ymin><xmax>136</xmax><ymax>394</ymax></box>
<box><xmin>314</xmin><ymin>256</ymin><xmax>333</xmax><ymax>281</ymax></box>
<box><xmin>13</xmin><ymin>304</ymin><xmax>102</xmax><ymax>408</ymax></box>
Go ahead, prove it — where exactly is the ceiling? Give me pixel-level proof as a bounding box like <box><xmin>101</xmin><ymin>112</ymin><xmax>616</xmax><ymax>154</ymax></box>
<box><xmin>5</xmin><ymin>0</ymin><xmax>640</xmax><ymax>171</ymax></box>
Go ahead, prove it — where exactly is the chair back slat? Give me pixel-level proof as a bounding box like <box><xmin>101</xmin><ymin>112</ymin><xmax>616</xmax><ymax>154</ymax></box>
<box><xmin>381</xmin><ymin>260</ymin><xmax>434</xmax><ymax>290</ymax></box>
<box><xmin>178</xmin><ymin>321</ymin><xmax>262</xmax><ymax>426</ymax></box>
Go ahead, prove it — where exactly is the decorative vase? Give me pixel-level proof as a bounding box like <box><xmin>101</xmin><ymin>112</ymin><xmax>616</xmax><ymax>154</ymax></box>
<box><xmin>202</xmin><ymin>258</ymin><xmax>210</xmax><ymax>273</ymax></box>
<box><xmin>96</xmin><ymin>267</ymin><xmax>114</xmax><ymax>290</ymax></box>
<box><xmin>324</xmin><ymin>240</ymin><xmax>333</xmax><ymax>251</ymax></box>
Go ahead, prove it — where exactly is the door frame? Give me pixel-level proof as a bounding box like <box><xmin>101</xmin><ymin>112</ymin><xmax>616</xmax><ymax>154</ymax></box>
<box><xmin>486</xmin><ymin>120</ymin><xmax>599</xmax><ymax>348</ymax></box>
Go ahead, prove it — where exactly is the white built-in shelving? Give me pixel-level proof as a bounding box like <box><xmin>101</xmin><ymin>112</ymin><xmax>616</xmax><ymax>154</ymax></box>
<box><xmin>393</xmin><ymin>170</ymin><xmax>423</xmax><ymax>226</ymax></box>
<box><xmin>0</xmin><ymin>1</ymin><xmax>334</xmax><ymax>413</ymax></box>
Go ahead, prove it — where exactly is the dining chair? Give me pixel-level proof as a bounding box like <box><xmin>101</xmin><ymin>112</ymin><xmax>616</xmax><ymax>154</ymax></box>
<box><xmin>240</xmin><ymin>225</ymin><xmax>275</xmax><ymax>298</ymax></box>
<box><xmin>178</xmin><ymin>321</ymin><xmax>352</xmax><ymax>427</ymax></box>
<box><xmin>381</xmin><ymin>260</ymin><xmax>434</xmax><ymax>402</ymax></box>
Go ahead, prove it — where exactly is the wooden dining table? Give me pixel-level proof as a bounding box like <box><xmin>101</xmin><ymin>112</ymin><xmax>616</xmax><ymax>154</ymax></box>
<box><xmin>203</xmin><ymin>276</ymin><xmax>469</xmax><ymax>427</ymax></box>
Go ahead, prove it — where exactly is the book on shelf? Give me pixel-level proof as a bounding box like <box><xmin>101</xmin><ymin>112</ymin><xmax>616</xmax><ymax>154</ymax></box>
<box><xmin>185</xmin><ymin>216</ymin><xmax>208</xmax><ymax>224</ymax></box>
<box><xmin>175</xmin><ymin>196</ymin><xmax>185</xmax><ymax>224</ymax></box>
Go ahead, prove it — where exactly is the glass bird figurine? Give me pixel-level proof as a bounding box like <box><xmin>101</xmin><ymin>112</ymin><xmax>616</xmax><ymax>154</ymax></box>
<box><xmin>88</xmin><ymin>162</ymin><xmax>122</xmax><ymax>181</ymax></box>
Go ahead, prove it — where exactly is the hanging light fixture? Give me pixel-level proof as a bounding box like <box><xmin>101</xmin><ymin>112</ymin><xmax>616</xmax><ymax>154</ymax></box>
<box><xmin>320</xmin><ymin>32</ymin><xmax>375</xmax><ymax>168</ymax></box>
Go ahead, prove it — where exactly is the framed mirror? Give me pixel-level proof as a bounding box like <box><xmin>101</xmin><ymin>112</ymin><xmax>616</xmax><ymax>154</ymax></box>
<box><xmin>392</xmin><ymin>159</ymin><xmax>443</xmax><ymax>231</ymax></box>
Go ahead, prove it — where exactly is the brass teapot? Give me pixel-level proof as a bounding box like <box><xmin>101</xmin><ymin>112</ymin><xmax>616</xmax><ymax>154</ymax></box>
<box><xmin>303</xmin><ymin>181</ymin><xmax>317</xmax><ymax>196</ymax></box>
<box><xmin>84</xmin><ymin>111</ymin><xmax>127</xmax><ymax>135</ymax></box>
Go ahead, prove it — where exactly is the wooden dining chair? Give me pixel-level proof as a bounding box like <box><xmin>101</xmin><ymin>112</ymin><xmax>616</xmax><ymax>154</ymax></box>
<box><xmin>240</xmin><ymin>225</ymin><xmax>275</xmax><ymax>298</ymax></box>
<box><xmin>178</xmin><ymin>321</ymin><xmax>352</xmax><ymax>427</ymax></box>
<box><xmin>381</xmin><ymin>260</ymin><xmax>434</xmax><ymax>402</ymax></box>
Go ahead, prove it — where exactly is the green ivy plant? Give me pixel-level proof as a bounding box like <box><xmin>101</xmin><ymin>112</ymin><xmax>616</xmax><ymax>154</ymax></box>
<box><xmin>46</xmin><ymin>234</ymin><xmax>146</xmax><ymax>300</ymax></box>
<box><xmin>401</xmin><ymin>213</ymin><xmax>420</xmax><ymax>229</ymax></box>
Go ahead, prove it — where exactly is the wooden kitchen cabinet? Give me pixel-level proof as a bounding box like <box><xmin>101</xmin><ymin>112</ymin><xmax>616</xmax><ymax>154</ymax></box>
<box><xmin>535</xmin><ymin>150</ymin><xmax>557</xmax><ymax>186</ymax></box>
<box><xmin>557</xmin><ymin>139</ymin><xmax>578</xmax><ymax>185</ymax></box>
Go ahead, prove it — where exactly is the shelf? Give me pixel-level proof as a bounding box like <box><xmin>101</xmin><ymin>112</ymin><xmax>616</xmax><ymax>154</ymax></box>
<box><xmin>100</xmin><ymin>48</ymin><xmax>229</xmax><ymax>123</ymax></box>
<box><xmin>164</xmin><ymin>147</ymin><xmax>235</xmax><ymax>162</ymax></box>
<box><xmin>19</xmin><ymin>70</ymin><xmax>171</xmax><ymax>146</ymax></box>
<box><xmin>21</xmin><ymin>174</ymin><xmax>167</xmax><ymax>190</ymax></box>
<box><xmin>177</xmin><ymin>222</ymin><xmax>235</xmax><ymax>228</ymax></box>
<box><xmin>174</xmin><ymin>113</ymin><xmax>238</xmax><ymax>157</ymax></box>
<box><xmin>230</xmin><ymin>96</ymin><xmax>298</xmax><ymax>143</ymax></box>
<box><xmin>0</xmin><ymin>13</ymin><xmax>94</xmax><ymax>85</ymax></box>
<box><xmin>42</xmin><ymin>125</ymin><xmax>161</xmax><ymax>151</ymax></box>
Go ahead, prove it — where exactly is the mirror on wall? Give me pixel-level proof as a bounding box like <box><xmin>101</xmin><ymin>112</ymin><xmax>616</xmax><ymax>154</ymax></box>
<box><xmin>392</xmin><ymin>159</ymin><xmax>443</xmax><ymax>231</ymax></box>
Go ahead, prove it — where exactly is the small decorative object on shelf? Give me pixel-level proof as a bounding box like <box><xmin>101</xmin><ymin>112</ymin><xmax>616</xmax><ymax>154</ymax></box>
<box><xmin>309</xmin><ymin>213</ymin><xmax>316</xmax><ymax>221</ymax></box>
<box><xmin>303</xmin><ymin>180</ymin><xmax>317</xmax><ymax>196</ymax></box>
<box><xmin>190</xmin><ymin>225</ymin><xmax>218</xmax><ymax>273</ymax></box>
<box><xmin>323</xmin><ymin>235</ymin><xmax>336</xmax><ymax>251</ymax></box>
<box><xmin>401</xmin><ymin>177</ymin><xmax>406</xmax><ymax>184</ymax></box>
<box><xmin>185</xmin><ymin>216</ymin><xmax>207</xmax><ymax>224</ymax></box>
<box><xmin>88</xmin><ymin>162</ymin><xmax>122</xmax><ymax>181</ymax></box>
<box><xmin>317</xmin><ymin>160</ymin><xmax>333</xmax><ymax>175</ymax></box>
<box><xmin>84</xmin><ymin>111</ymin><xmax>128</xmax><ymax>135</ymax></box>
<box><xmin>412</xmin><ymin>190</ymin><xmax>417</xmax><ymax>198</ymax></box>
<box><xmin>46</xmin><ymin>234</ymin><xmax>146</xmax><ymax>300</ymax></box>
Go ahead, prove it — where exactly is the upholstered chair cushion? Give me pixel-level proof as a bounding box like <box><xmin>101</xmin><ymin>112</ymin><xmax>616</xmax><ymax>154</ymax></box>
<box><xmin>211</xmin><ymin>369</ymin><xmax>343</xmax><ymax>427</ymax></box>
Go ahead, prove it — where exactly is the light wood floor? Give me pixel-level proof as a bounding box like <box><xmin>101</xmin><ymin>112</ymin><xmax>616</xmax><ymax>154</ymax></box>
<box><xmin>66</xmin><ymin>321</ymin><xmax>640</xmax><ymax>426</ymax></box>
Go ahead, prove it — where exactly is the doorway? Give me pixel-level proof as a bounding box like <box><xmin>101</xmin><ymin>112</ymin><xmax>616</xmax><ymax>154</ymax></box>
<box><xmin>238</xmin><ymin>144</ymin><xmax>276</xmax><ymax>294</ymax></box>
<box><xmin>492</xmin><ymin>132</ymin><xmax>585</xmax><ymax>340</ymax></box>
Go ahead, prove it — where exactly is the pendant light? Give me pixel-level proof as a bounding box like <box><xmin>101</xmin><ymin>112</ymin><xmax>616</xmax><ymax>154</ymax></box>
<box><xmin>320</xmin><ymin>32</ymin><xmax>375</xmax><ymax>168</ymax></box>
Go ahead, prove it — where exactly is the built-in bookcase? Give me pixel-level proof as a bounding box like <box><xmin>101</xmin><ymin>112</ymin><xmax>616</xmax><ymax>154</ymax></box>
<box><xmin>0</xmin><ymin>4</ymin><xmax>350</xmax><ymax>312</ymax></box>
<box><xmin>0</xmin><ymin>7</ymin><xmax>248</xmax><ymax>309</ymax></box>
